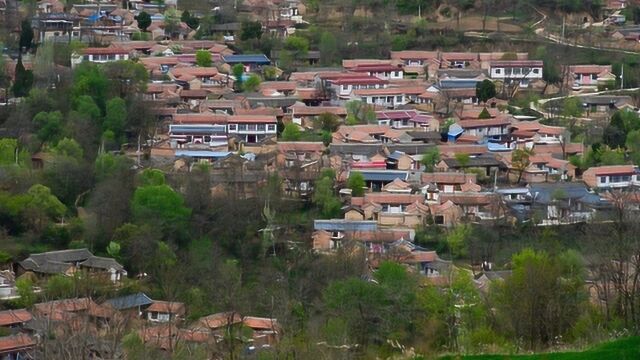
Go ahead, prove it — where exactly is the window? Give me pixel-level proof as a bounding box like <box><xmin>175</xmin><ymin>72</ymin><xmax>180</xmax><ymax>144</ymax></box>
<box><xmin>238</xmin><ymin>124</ymin><xmax>247</xmax><ymax>131</ymax></box>
<box><xmin>396</xmin><ymin>95</ymin><xmax>403</xmax><ymax>102</ymax></box>
<box><xmin>513</xmin><ymin>67</ymin><xmax>522</xmax><ymax>75</ymax></box>
<box><xmin>505</xmin><ymin>68</ymin><xmax>512</xmax><ymax>76</ymax></box>
<box><xmin>267</xmin><ymin>124</ymin><xmax>276</xmax><ymax>131</ymax></box>
<box><xmin>591</xmin><ymin>74</ymin><xmax>598</xmax><ymax>80</ymax></box>
<box><xmin>523</xmin><ymin>67</ymin><xmax>530</xmax><ymax>74</ymax></box>
<box><xmin>599</xmin><ymin>176</ymin><xmax>608</xmax><ymax>184</ymax></box>
<box><xmin>257</xmin><ymin>124</ymin><xmax>266</xmax><ymax>131</ymax></box>
<box><xmin>386</xmin><ymin>96</ymin><xmax>393</xmax><ymax>103</ymax></box>
<box><xmin>341</xmin><ymin>85</ymin><xmax>348</xmax><ymax>91</ymax></box>
<box><xmin>228</xmin><ymin>124</ymin><xmax>237</xmax><ymax>131</ymax></box>
<box><xmin>495</xmin><ymin>68</ymin><xmax>501</xmax><ymax>74</ymax></box>
<box><xmin>394</xmin><ymin>71</ymin><xmax>400</xmax><ymax>77</ymax></box>
<box><xmin>533</xmin><ymin>68</ymin><xmax>540</xmax><ymax>74</ymax></box>
<box><xmin>434</xmin><ymin>215</ymin><xmax>444</xmax><ymax>225</ymax></box>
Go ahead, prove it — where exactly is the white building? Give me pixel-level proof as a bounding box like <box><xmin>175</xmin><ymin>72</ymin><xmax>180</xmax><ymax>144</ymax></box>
<box><xmin>489</xmin><ymin>60</ymin><xmax>543</xmax><ymax>87</ymax></box>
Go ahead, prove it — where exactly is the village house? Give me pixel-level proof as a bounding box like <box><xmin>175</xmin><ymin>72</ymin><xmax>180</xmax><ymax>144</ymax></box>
<box><xmin>222</xmin><ymin>54</ymin><xmax>271</xmax><ymax>72</ymax></box>
<box><xmin>227</xmin><ymin>115</ymin><xmax>278</xmax><ymax>145</ymax></box>
<box><xmin>421</xmin><ymin>172</ymin><xmax>478</xmax><ymax>195</ymax></box>
<box><xmin>456</xmin><ymin>116</ymin><xmax>512</xmax><ymax>141</ymax></box>
<box><xmin>71</xmin><ymin>47</ymin><xmax>130</xmax><ymax>67</ymax></box>
<box><xmin>344</xmin><ymin>63</ymin><xmax>404</xmax><ymax>81</ymax></box>
<box><xmin>527</xmin><ymin>183</ymin><xmax>610</xmax><ymax>225</ymax></box>
<box><xmin>168</xmin><ymin>124</ymin><xmax>228</xmax><ymax>149</ymax></box>
<box><xmin>582</xmin><ymin>165</ymin><xmax>640</xmax><ymax>190</ymax></box>
<box><xmin>288</xmin><ymin>103</ymin><xmax>347</xmax><ymax>127</ymax></box>
<box><xmin>104</xmin><ymin>292</ymin><xmax>154</xmax><ymax>319</ymax></box>
<box><xmin>567</xmin><ymin>65</ymin><xmax>616</xmax><ymax>90</ymax></box>
<box><xmin>146</xmin><ymin>301</ymin><xmax>186</xmax><ymax>323</ymax></box>
<box><xmin>31</xmin><ymin>12</ymin><xmax>81</xmax><ymax>44</ymax></box>
<box><xmin>489</xmin><ymin>60</ymin><xmax>543</xmax><ymax>87</ymax></box>
<box><xmin>351</xmin><ymin>86</ymin><xmax>425</xmax><ymax>109</ymax></box>
<box><xmin>440</xmin><ymin>52</ymin><xmax>480</xmax><ymax>69</ymax></box>
<box><xmin>376</xmin><ymin>110</ymin><xmax>438</xmax><ymax>131</ymax></box>
<box><xmin>17</xmin><ymin>249</ymin><xmax>127</xmax><ymax>283</ymax></box>
<box><xmin>390</xmin><ymin>50</ymin><xmax>440</xmax><ymax>78</ymax></box>
<box><xmin>325</xmin><ymin>74</ymin><xmax>389</xmax><ymax>99</ymax></box>
<box><xmin>582</xmin><ymin>95</ymin><xmax>634</xmax><ymax>116</ymax></box>
<box><xmin>520</xmin><ymin>153</ymin><xmax>576</xmax><ymax>182</ymax></box>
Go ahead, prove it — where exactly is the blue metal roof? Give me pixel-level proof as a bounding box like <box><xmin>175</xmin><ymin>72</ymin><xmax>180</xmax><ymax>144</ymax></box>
<box><xmin>314</xmin><ymin>220</ymin><xmax>378</xmax><ymax>232</ymax></box>
<box><xmin>223</xmin><ymin>54</ymin><xmax>271</xmax><ymax>64</ymax></box>
<box><xmin>105</xmin><ymin>292</ymin><xmax>153</xmax><ymax>310</ymax></box>
<box><xmin>175</xmin><ymin>150</ymin><xmax>232</xmax><ymax>158</ymax></box>
<box><xmin>357</xmin><ymin>170</ymin><xmax>409</xmax><ymax>182</ymax></box>
<box><xmin>448</xmin><ymin>123</ymin><xmax>464</xmax><ymax>137</ymax></box>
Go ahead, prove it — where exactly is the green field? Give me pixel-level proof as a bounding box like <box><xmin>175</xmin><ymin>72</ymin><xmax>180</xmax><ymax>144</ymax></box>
<box><xmin>440</xmin><ymin>337</ymin><xmax>640</xmax><ymax>360</ymax></box>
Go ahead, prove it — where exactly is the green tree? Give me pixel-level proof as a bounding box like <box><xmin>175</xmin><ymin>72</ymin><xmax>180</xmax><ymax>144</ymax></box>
<box><xmin>512</xmin><ymin>148</ymin><xmax>534</xmax><ymax>183</ymax></box>
<box><xmin>74</xmin><ymin>95</ymin><xmax>101</xmax><ymax>121</ymax></box>
<box><xmin>232</xmin><ymin>63</ymin><xmax>244</xmax><ymax>85</ymax></box>
<box><xmin>283</xmin><ymin>36</ymin><xmax>309</xmax><ymax>65</ymax></box>
<box><xmin>314</xmin><ymin>112</ymin><xmax>340</xmax><ymax>132</ymax></box>
<box><xmin>242</xmin><ymin>74</ymin><xmax>261</xmax><ymax>92</ymax></box>
<box><xmin>281</xmin><ymin>123</ymin><xmax>301</xmax><ymax>141</ymax></box>
<box><xmin>12</xmin><ymin>58</ymin><xmax>33</xmax><ymax>97</ymax></box>
<box><xmin>626</xmin><ymin>130</ymin><xmax>640</xmax><ymax>165</ymax></box>
<box><xmin>240</xmin><ymin>21</ymin><xmax>263</xmax><ymax>41</ymax></box>
<box><xmin>313</xmin><ymin>173</ymin><xmax>341</xmax><ymax>218</ymax></box>
<box><xmin>600</xmin><ymin>147</ymin><xmax>626</xmax><ymax>165</ymax></box>
<box><xmin>131</xmin><ymin>184</ymin><xmax>191</xmax><ymax>239</ymax></box>
<box><xmin>19</xmin><ymin>20</ymin><xmax>33</xmax><ymax>51</ymax></box>
<box><xmin>53</xmin><ymin>138</ymin><xmax>84</xmax><ymax>160</ymax></box>
<box><xmin>319</xmin><ymin>31</ymin><xmax>338</xmax><ymax>66</ymax></box>
<box><xmin>475</xmin><ymin>79</ymin><xmax>496</xmax><ymax>103</ymax></box>
<box><xmin>139</xmin><ymin>168</ymin><xmax>166</xmax><ymax>186</ymax></box>
<box><xmin>103</xmin><ymin>97</ymin><xmax>127</xmax><ymax>142</ymax></box>
<box><xmin>195</xmin><ymin>49</ymin><xmax>212</xmax><ymax>67</ymax></box>
<box><xmin>478</xmin><ymin>107</ymin><xmax>491</xmax><ymax>119</ymax></box>
<box><xmin>494</xmin><ymin>248</ymin><xmax>587</xmax><ymax>349</ymax></box>
<box><xmin>421</xmin><ymin>147</ymin><xmax>440</xmax><ymax>172</ymax></box>
<box><xmin>45</xmin><ymin>274</ymin><xmax>75</xmax><ymax>299</ymax></box>
<box><xmin>33</xmin><ymin>111</ymin><xmax>64</xmax><ymax>144</ymax></box>
<box><xmin>163</xmin><ymin>8</ymin><xmax>181</xmax><ymax>38</ymax></box>
<box><xmin>0</xmin><ymin>138</ymin><xmax>29</xmax><ymax>166</ymax></box>
<box><xmin>15</xmin><ymin>278</ymin><xmax>36</xmax><ymax>308</ymax></box>
<box><xmin>181</xmin><ymin>10</ymin><xmax>199</xmax><ymax>29</ymax></box>
<box><xmin>561</xmin><ymin>97</ymin><xmax>583</xmax><ymax>118</ymax></box>
<box><xmin>347</xmin><ymin>171</ymin><xmax>366</xmax><ymax>197</ymax></box>
<box><xmin>345</xmin><ymin>100</ymin><xmax>376</xmax><ymax>124</ymax></box>
<box><xmin>455</xmin><ymin>153</ymin><xmax>471</xmax><ymax>168</ymax></box>
<box><xmin>136</xmin><ymin>11</ymin><xmax>151</xmax><ymax>31</ymax></box>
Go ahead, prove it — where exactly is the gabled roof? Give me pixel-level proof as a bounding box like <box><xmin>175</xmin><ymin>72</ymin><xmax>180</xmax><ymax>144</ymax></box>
<box><xmin>146</xmin><ymin>301</ymin><xmax>186</xmax><ymax>315</ymax></box>
<box><xmin>0</xmin><ymin>310</ymin><xmax>32</xmax><ymax>327</ymax></box>
<box><xmin>0</xmin><ymin>334</ymin><xmax>35</xmax><ymax>354</ymax></box>
<box><xmin>196</xmin><ymin>312</ymin><xmax>242</xmax><ymax>330</ymax></box>
<box><xmin>383</xmin><ymin>177</ymin><xmax>412</xmax><ymax>191</ymax></box>
<box><xmin>227</xmin><ymin>115</ymin><xmax>277</xmax><ymax>124</ymax></box>
<box><xmin>243</xmin><ymin>316</ymin><xmax>280</xmax><ymax>331</ymax></box>
<box><xmin>421</xmin><ymin>172</ymin><xmax>476</xmax><ymax>184</ymax></box>
<box><xmin>19</xmin><ymin>249</ymin><xmax>93</xmax><ymax>274</ymax></box>
<box><xmin>105</xmin><ymin>293</ymin><xmax>154</xmax><ymax>310</ymax></box>
<box><xmin>79</xmin><ymin>256</ymin><xmax>124</xmax><ymax>271</ymax></box>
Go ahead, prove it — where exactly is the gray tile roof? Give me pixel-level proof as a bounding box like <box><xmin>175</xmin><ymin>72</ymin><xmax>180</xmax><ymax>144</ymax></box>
<box><xmin>105</xmin><ymin>293</ymin><xmax>154</xmax><ymax>310</ymax></box>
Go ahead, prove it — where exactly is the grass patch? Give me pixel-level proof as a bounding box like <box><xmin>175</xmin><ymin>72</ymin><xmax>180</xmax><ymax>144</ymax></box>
<box><xmin>440</xmin><ymin>337</ymin><xmax>640</xmax><ymax>360</ymax></box>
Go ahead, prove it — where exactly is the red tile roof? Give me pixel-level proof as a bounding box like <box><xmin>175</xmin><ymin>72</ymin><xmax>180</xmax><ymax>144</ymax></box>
<box><xmin>0</xmin><ymin>334</ymin><xmax>35</xmax><ymax>354</ymax></box>
<box><xmin>82</xmin><ymin>47</ymin><xmax>129</xmax><ymax>55</ymax></box>
<box><xmin>147</xmin><ymin>301</ymin><xmax>186</xmax><ymax>316</ymax></box>
<box><xmin>0</xmin><ymin>310</ymin><xmax>32</xmax><ymax>327</ymax></box>
<box><xmin>457</xmin><ymin>117</ymin><xmax>512</xmax><ymax>129</ymax></box>
<box><xmin>227</xmin><ymin>115</ymin><xmax>277</xmax><ymax>124</ymax></box>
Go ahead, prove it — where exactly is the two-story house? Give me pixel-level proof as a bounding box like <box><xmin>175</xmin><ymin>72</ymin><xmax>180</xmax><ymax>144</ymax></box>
<box><xmin>390</xmin><ymin>50</ymin><xmax>440</xmax><ymax>78</ymax></box>
<box><xmin>227</xmin><ymin>115</ymin><xmax>277</xmax><ymax>144</ymax></box>
<box><xmin>457</xmin><ymin>116</ymin><xmax>512</xmax><ymax>140</ymax></box>
<box><xmin>489</xmin><ymin>60</ymin><xmax>543</xmax><ymax>87</ymax></box>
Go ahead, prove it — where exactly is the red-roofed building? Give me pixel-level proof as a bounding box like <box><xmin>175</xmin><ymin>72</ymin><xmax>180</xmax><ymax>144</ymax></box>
<box><xmin>146</xmin><ymin>301</ymin><xmax>186</xmax><ymax>323</ymax></box>
<box><xmin>582</xmin><ymin>165</ymin><xmax>639</xmax><ymax>189</ymax></box>
<box><xmin>0</xmin><ymin>334</ymin><xmax>35</xmax><ymax>358</ymax></box>
<box><xmin>71</xmin><ymin>47</ymin><xmax>130</xmax><ymax>67</ymax></box>
<box><xmin>568</xmin><ymin>65</ymin><xmax>615</xmax><ymax>90</ymax></box>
